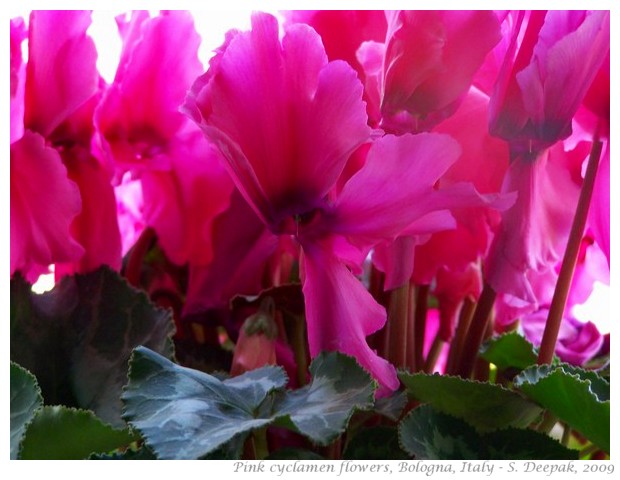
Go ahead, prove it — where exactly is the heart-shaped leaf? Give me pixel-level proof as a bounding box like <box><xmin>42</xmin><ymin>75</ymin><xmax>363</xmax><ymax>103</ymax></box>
<box><xmin>10</xmin><ymin>362</ymin><xmax>43</xmax><ymax>459</ymax></box>
<box><xmin>480</xmin><ymin>332</ymin><xmax>539</xmax><ymax>371</ymax></box>
<box><xmin>399</xmin><ymin>372</ymin><xmax>542</xmax><ymax>431</ymax></box>
<box><xmin>272</xmin><ymin>352</ymin><xmax>375</xmax><ymax>445</ymax></box>
<box><xmin>11</xmin><ymin>267</ymin><xmax>175</xmax><ymax>427</ymax></box>
<box><xmin>514</xmin><ymin>364</ymin><xmax>610</xmax><ymax>453</ymax></box>
<box><xmin>122</xmin><ymin>347</ymin><xmax>376</xmax><ymax>459</ymax></box>
<box><xmin>399</xmin><ymin>405</ymin><xmax>578</xmax><ymax>460</ymax></box>
<box><xmin>19</xmin><ymin>406</ymin><xmax>137</xmax><ymax>459</ymax></box>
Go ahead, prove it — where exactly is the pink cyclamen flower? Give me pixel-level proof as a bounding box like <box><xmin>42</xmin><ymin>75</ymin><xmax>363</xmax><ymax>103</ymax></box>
<box><xmin>485</xmin><ymin>10</ymin><xmax>609</xmax><ymax>303</ymax></box>
<box><xmin>96</xmin><ymin>11</ymin><xmax>233</xmax><ymax>265</ymax></box>
<box><xmin>357</xmin><ymin>10</ymin><xmax>502</xmax><ymax>133</ymax></box>
<box><xmin>11</xmin><ymin>11</ymin><xmax>120</xmax><ymax>281</ymax></box>
<box><xmin>185</xmin><ymin>12</ymin><xmax>480</xmax><ymax>392</ymax></box>
<box><xmin>521</xmin><ymin>309</ymin><xmax>603</xmax><ymax>366</ymax></box>
<box><xmin>11</xmin><ymin>132</ymin><xmax>83</xmax><ymax>281</ymax></box>
<box><xmin>489</xmin><ymin>10</ymin><xmax>610</xmax><ymax>158</ymax></box>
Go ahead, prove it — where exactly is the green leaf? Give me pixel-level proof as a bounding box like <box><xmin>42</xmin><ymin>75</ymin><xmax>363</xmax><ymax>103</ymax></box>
<box><xmin>122</xmin><ymin>348</ymin><xmax>375</xmax><ymax>459</ymax></box>
<box><xmin>374</xmin><ymin>390</ymin><xmax>408</xmax><ymax>421</ymax></box>
<box><xmin>399</xmin><ymin>372</ymin><xmax>542</xmax><ymax>432</ymax></box>
<box><xmin>19</xmin><ymin>406</ymin><xmax>137</xmax><ymax>459</ymax></box>
<box><xmin>10</xmin><ymin>363</ymin><xmax>43</xmax><ymax>459</ymax></box>
<box><xmin>514</xmin><ymin>364</ymin><xmax>610</xmax><ymax>453</ymax></box>
<box><xmin>399</xmin><ymin>405</ymin><xmax>479</xmax><ymax>459</ymax></box>
<box><xmin>483</xmin><ymin>429</ymin><xmax>578</xmax><ymax>460</ymax></box>
<box><xmin>344</xmin><ymin>426</ymin><xmax>409</xmax><ymax>460</ymax></box>
<box><xmin>90</xmin><ymin>446</ymin><xmax>156</xmax><ymax>460</ymax></box>
<box><xmin>399</xmin><ymin>405</ymin><xmax>578</xmax><ymax>460</ymax></box>
<box><xmin>122</xmin><ymin>346</ymin><xmax>284</xmax><ymax>459</ymax></box>
<box><xmin>272</xmin><ymin>352</ymin><xmax>376</xmax><ymax>445</ymax></box>
<box><xmin>267</xmin><ymin>448</ymin><xmax>324</xmax><ymax>460</ymax></box>
<box><xmin>480</xmin><ymin>332</ymin><xmax>538</xmax><ymax>371</ymax></box>
<box><xmin>11</xmin><ymin>267</ymin><xmax>175</xmax><ymax>427</ymax></box>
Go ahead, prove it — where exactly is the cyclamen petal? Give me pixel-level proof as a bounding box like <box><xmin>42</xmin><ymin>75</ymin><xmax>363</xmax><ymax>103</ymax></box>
<box><xmin>490</xmin><ymin>10</ymin><xmax>610</xmax><ymax>155</ymax></box>
<box><xmin>485</xmin><ymin>141</ymin><xmax>590</xmax><ymax>302</ymax></box>
<box><xmin>10</xmin><ymin>131</ymin><xmax>83</xmax><ymax>280</ymax></box>
<box><xmin>10</xmin><ymin>17</ymin><xmax>27</xmax><ymax>144</ymax></box>
<box><xmin>185</xmin><ymin>12</ymin><xmax>371</xmax><ymax>228</ymax></box>
<box><xmin>54</xmin><ymin>147</ymin><xmax>121</xmax><ymax>278</ymax></box>
<box><xmin>24</xmin><ymin>10</ymin><xmax>98</xmax><ymax>138</ymax></box>
<box><xmin>379</xmin><ymin>10</ymin><xmax>501</xmax><ymax>133</ymax></box>
<box><xmin>588</xmin><ymin>141</ymin><xmax>610</xmax><ymax>266</ymax></box>
<box><xmin>184</xmin><ymin>191</ymin><xmax>279</xmax><ymax>315</ymax></box>
<box><xmin>331</xmin><ymin>133</ymin><xmax>461</xmax><ymax>245</ymax></box>
<box><xmin>96</xmin><ymin>11</ymin><xmax>203</xmax><ymax>173</ymax></box>
<box><xmin>302</xmin><ymin>242</ymin><xmax>399</xmax><ymax>394</ymax></box>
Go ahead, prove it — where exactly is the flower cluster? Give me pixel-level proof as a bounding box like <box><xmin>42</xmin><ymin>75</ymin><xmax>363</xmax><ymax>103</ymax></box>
<box><xmin>10</xmin><ymin>10</ymin><xmax>610</xmax><ymax>394</ymax></box>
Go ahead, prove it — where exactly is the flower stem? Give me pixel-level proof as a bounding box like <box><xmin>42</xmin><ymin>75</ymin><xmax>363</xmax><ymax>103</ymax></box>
<box><xmin>424</xmin><ymin>333</ymin><xmax>444</xmax><ymax>373</ymax></box>
<box><xmin>455</xmin><ymin>282</ymin><xmax>496</xmax><ymax>378</ymax></box>
<box><xmin>388</xmin><ymin>283</ymin><xmax>411</xmax><ymax>369</ymax></box>
<box><xmin>537</xmin><ymin>133</ymin><xmax>603</xmax><ymax>365</ymax></box>
<box><xmin>413</xmin><ymin>284</ymin><xmax>429</xmax><ymax>371</ymax></box>
<box><xmin>252</xmin><ymin>427</ymin><xmax>269</xmax><ymax>460</ymax></box>
<box><xmin>446</xmin><ymin>298</ymin><xmax>475</xmax><ymax>375</ymax></box>
<box><xmin>292</xmin><ymin>314</ymin><xmax>309</xmax><ymax>386</ymax></box>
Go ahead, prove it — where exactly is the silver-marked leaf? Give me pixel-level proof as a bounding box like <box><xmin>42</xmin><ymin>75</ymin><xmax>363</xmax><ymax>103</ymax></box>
<box><xmin>514</xmin><ymin>364</ymin><xmax>610</xmax><ymax>453</ymax></box>
<box><xmin>121</xmin><ymin>346</ymin><xmax>287</xmax><ymax>459</ymax></box>
<box><xmin>272</xmin><ymin>352</ymin><xmax>376</xmax><ymax>445</ymax></box>
<box><xmin>374</xmin><ymin>390</ymin><xmax>408</xmax><ymax>421</ymax></box>
<box><xmin>10</xmin><ymin>363</ymin><xmax>43</xmax><ymax>459</ymax></box>
<box><xmin>399</xmin><ymin>372</ymin><xmax>542</xmax><ymax>432</ymax></box>
<box><xmin>399</xmin><ymin>405</ymin><xmax>479</xmax><ymax>459</ymax></box>
<box><xmin>19</xmin><ymin>406</ymin><xmax>137</xmax><ymax>459</ymax></box>
<box><xmin>399</xmin><ymin>405</ymin><xmax>577</xmax><ymax>460</ymax></box>
<box><xmin>11</xmin><ymin>267</ymin><xmax>175</xmax><ymax>427</ymax></box>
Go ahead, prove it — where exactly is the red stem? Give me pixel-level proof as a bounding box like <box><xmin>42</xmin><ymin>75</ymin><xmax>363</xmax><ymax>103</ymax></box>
<box><xmin>455</xmin><ymin>282</ymin><xmax>496</xmax><ymax>378</ymax></box>
<box><xmin>537</xmin><ymin>134</ymin><xmax>603</xmax><ymax>365</ymax></box>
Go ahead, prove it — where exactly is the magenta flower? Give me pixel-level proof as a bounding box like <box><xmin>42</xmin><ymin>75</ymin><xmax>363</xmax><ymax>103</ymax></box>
<box><xmin>185</xmin><ymin>12</ymin><xmax>480</xmax><ymax>392</ymax></box>
<box><xmin>10</xmin><ymin>18</ymin><xmax>26</xmax><ymax>143</ymax></box>
<box><xmin>485</xmin><ymin>10</ymin><xmax>610</xmax><ymax>304</ymax></box>
<box><xmin>489</xmin><ymin>10</ymin><xmax>610</xmax><ymax>157</ymax></box>
<box><xmin>11</xmin><ymin>132</ymin><xmax>83</xmax><ymax>281</ymax></box>
<box><xmin>357</xmin><ymin>10</ymin><xmax>501</xmax><ymax>133</ymax></box>
<box><xmin>521</xmin><ymin>309</ymin><xmax>603</xmax><ymax>366</ymax></box>
<box><xmin>96</xmin><ymin>11</ymin><xmax>233</xmax><ymax>265</ymax></box>
<box><xmin>11</xmin><ymin>11</ymin><xmax>120</xmax><ymax>281</ymax></box>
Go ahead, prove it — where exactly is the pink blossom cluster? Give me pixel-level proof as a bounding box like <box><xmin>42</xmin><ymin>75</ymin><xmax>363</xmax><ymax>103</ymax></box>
<box><xmin>10</xmin><ymin>10</ymin><xmax>610</xmax><ymax>392</ymax></box>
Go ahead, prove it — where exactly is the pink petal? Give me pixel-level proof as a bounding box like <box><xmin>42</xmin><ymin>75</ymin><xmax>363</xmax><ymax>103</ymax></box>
<box><xmin>184</xmin><ymin>191</ymin><xmax>279</xmax><ymax>314</ymax></box>
<box><xmin>283</xmin><ymin>10</ymin><xmax>387</xmax><ymax>81</ymax></box>
<box><xmin>96</xmin><ymin>11</ymin><xmax>203</xmax><ymax>174</ymax></box>
<box><xmin>516</xmin><ymin>11</ymin><xmax>610</xmax><ymax>146</ymax></box>
<box><xmin>11</xmin><ymin>131</ymin><xmax>83</xmax><ymax>281</ymax></box>
<box><xmin>330</xmin><ymin>133</ymin><xmax>461</xmax><ymax>246</ymax></box>
<box><xmin>54</xmin><ymin>147</ymin><xmax>121</xmax><ymax>278</ymax></box>
<box><xmin>381</xmin><ymin>11</ymin><xmax>501</xmax><ymax>133</ymax></box>
<box><xmin>434</xmin><ymin>265</ymin><xmax>482</xmax><ymax>341</ymax></box>
<box><xmin>435</xmin><ymin>88</ymin><xmax>510</xmax><ymax>194</ymax></box>
<box><xmin>141</xmin><ymin>132</ymin><xmax>234</xmax><ymax>266</ymax></box>
<box><xmin>114</xmin><ymin>175</ymin><xmax>146</xmax><ymax>256</ymax></box>
<box><xmin>485</xmin><ymin>141</ymin><xmax>589</xmax><ymax>302</ymax></box>
<box><xmin>10</xmin><ymin>17</ymin><xmax>27</xmax><ymax>144</ymax></box>
<box><xmin>284</xmin><ymin>10</ymin><xmax>387</xmax><ymax>123</ymax></box>
<box><xmin>490</xmin><ymin>11</ymin><xmax>609</xmax><ymax>154</ymax></box>
<box><xmin>588</xmin><ymin>141</ymin><xmax>610</xmax><ymax>266</ymax></box>
<box><xmin>521</xmin><ymin>309</ymin><xmax>603</xmax><ymax>366</ymax></box>
<box><xmin>301</xmin><ymin>241</ymin><xmax>399</xmax><ymax>394</ymax></box>
<box><xmin>24</xmin><ymin>11</ymin><xmax>98</xmax><ymax>138</ymax></box>
<box><xmin>185</xmin><ymin>12</ymin><xmax>371</xmax><ymax>228</ymax></box>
